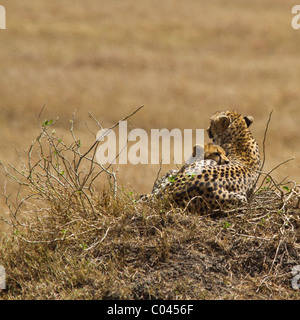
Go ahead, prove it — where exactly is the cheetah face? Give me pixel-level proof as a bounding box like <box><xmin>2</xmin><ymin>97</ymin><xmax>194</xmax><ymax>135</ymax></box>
<box><xmin>204</xmin><ymin>143</ymin><xmax>229</xmax><ymax>165</ymax></box>
<box><xmin>187</xmin><ymin>143</ymin><xmax>229</xmax><ymax>165</ymax></box>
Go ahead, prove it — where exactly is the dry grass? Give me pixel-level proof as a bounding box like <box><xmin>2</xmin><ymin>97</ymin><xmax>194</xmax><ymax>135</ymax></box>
<box><xmin>1</xmin><ymin>0</ymin><xmax>300</xmax><ymax>299</ymax></box>
<box><xmin>0</xmin><ymin>113</ymin><xmax>300</xmax><ymax>300</ymax></box>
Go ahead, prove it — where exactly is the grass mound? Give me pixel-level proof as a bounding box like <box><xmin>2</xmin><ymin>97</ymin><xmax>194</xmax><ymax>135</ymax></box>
<box><xmin>1</xmin><ymin>115</ymin><xmax>300</xmax><ymax>300</ymax></box>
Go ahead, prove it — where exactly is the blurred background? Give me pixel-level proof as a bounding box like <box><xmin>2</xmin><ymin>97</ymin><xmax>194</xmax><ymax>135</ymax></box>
<box><xmin>1</xmin><ymin>0</ymin><xmax>300</xmax><ymax>229</ymax></box>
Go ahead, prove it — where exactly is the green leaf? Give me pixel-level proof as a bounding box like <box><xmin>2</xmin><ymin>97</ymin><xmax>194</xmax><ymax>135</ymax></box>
<box><xmin>167</xmin><ymin>175</ymin><xmax>177</xmax><ymax>183</ymax></box>
<box><xmin>42</xmin><ymin>119</ymin><xmax>53</xmax><ymax>127</ymax></box>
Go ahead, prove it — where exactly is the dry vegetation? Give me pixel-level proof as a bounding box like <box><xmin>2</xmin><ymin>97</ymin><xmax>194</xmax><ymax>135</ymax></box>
<box><xmin>1</xmin><ymin>0</ymin><xmax>300</xmax><ymax>299</ymax></box>
<box><xmin>0</xmin><ymin>112</ymin><xmax>300</xmax><ymax>300</ymax></box>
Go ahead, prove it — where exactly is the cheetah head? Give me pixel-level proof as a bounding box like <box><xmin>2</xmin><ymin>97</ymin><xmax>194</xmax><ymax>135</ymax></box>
<box><xmin>207</xmin><ymin>111</ymin><xmax>254</xmax><ymax>145</ymax></box>
<box><xmin>203</xmin><ymin>143</ymin><xmax>229</xmax><ymax>165</ymax></box>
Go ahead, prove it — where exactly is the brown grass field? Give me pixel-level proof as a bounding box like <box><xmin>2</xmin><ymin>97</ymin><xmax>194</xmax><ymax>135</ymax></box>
<box><xmin>0</xmin><ymin>0</ymin><xmax>300</xmax><ymax>300</ymax></box>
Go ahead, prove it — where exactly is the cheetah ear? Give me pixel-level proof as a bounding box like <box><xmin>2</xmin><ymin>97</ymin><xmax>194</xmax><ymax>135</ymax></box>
<box><xmin>218</xmin><ymin>115</ymin><xmax>231</xmax><ymax>130</ymax></box>
<box><xmin>244</xmin><ymin>115</ymin><xmax>254</xmax><ymax>127</ymax></box>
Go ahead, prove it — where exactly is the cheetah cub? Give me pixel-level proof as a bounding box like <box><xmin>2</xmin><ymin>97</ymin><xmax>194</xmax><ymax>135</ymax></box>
<box><xmin>150</xmin><ymin>143</ymin><xmax>229</xmax><ymax>196</ymax></box>
<box><xmin>184</xmin><ymin>143</ymin><xmax>229</xmax><ymax>166</ymax></box>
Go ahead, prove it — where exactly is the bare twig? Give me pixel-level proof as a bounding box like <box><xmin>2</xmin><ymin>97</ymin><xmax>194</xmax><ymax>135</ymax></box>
<box><xmin>256</xmin><ymin>157</ymin><xmax>295</xmax><ymax>192</ymax></box>
<box><xmin>260</xmin><ymin>110</ymin><xmax>273</xmax><ymax>172</ymax></box>
<box><xmin>0</xmin><ymin>107</ymin><xmax>145</xmax><ymax>241</ymax></box>
<box><xmin>37</xmin><ymin>103</ymin><xmax>47</xmax><ymax>122</ymax></box>
<box><xmin>76</xmin><ymin>105</ymin><xmax>144</xmax><ymax>172</ymax></box>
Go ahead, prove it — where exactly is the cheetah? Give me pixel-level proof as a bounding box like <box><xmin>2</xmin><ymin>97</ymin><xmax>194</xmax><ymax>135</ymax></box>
<box><xmin>143</xmin><ymin>111</ymin><xmax>261</xmax><ymax>213</ymax></box>
<box><xmin>189</xmin><ymin>142</ymin><xmax>229</xmax><ymax>168</ymax></box>
<box><xmin>146</xmin><ymin>142</ymin><xmax>229</xmax><ymax>198</ymax></box>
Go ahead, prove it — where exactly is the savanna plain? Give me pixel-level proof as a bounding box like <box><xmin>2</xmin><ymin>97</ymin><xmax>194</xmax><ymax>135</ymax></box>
<box><xmin>0</xmin><ymin>0</ymin><xmax>300</xmax><ymax>299</ymax></box>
